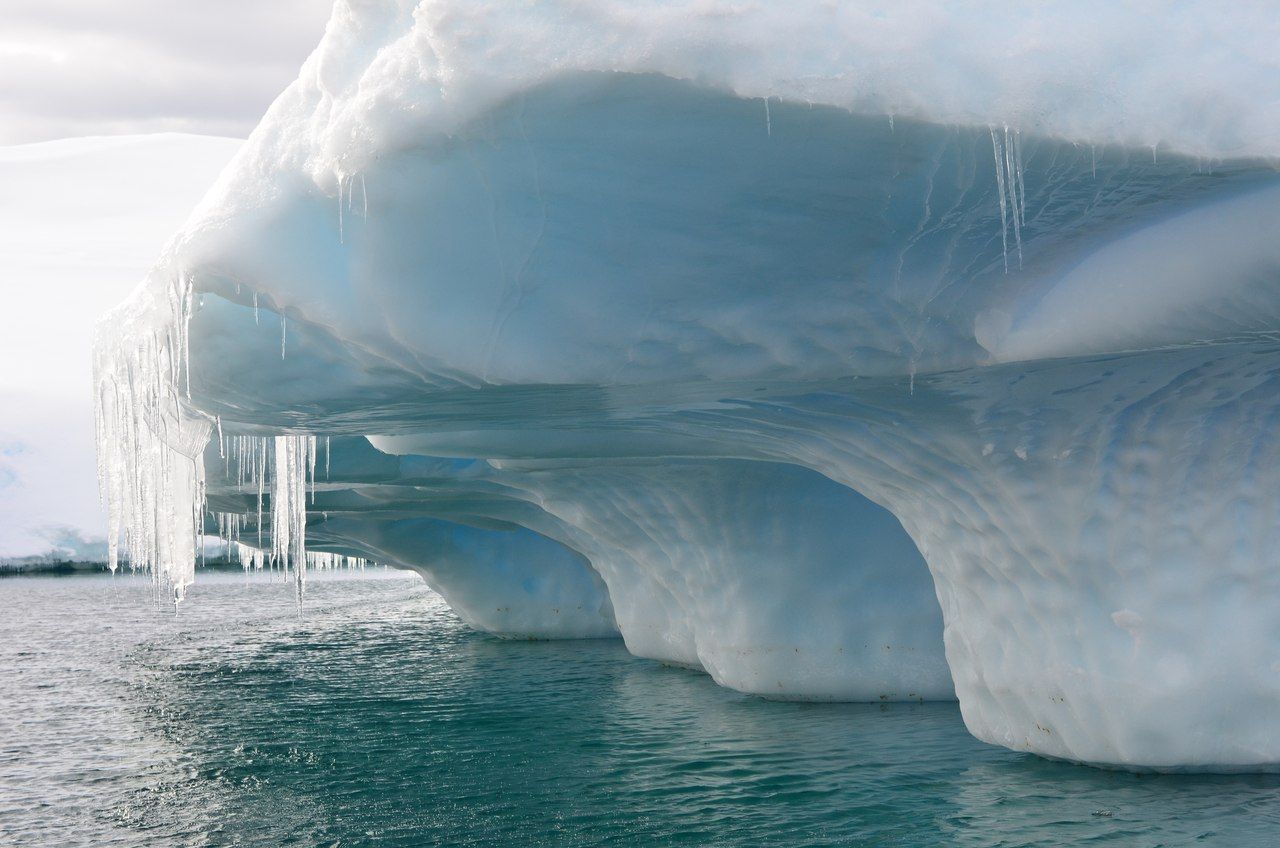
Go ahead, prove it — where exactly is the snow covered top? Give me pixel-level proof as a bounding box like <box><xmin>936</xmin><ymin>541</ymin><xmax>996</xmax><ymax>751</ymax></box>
<box><xmin>265</xmin><ymin>0</ymin><xmax>1280</xmax><ymax>184</ymax></box>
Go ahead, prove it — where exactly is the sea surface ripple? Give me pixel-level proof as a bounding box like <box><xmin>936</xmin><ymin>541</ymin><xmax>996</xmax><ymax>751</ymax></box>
<box><xmin>2</xmin><ymin>572</ymin><xmax>1278</xmax><ymax>846</ymax></box>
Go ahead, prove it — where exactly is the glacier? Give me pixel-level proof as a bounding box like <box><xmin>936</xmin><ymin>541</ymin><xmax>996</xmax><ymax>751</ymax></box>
<box><xmin>94</xmin><ymin>1</ymin><xmax>1280</xmax><ymax>771</ymax></box>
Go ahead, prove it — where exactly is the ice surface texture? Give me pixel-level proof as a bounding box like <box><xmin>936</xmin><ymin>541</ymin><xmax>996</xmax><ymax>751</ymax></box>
<box><xmin>95</xmin><ymin>2</ymin><xmax>1280</xmax><ymax>770</ymax></box>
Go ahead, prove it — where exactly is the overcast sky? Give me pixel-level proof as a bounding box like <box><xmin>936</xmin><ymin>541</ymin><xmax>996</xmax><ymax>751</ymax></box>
<box><xmin>0</xmin><ymin>2</ymin><xmax>332</xmax><ymax>557</ymax></box>
<box><xmin>0</xmin><ymin>0</ymin><xmax>334</xmax><ymax>143</ymax></box>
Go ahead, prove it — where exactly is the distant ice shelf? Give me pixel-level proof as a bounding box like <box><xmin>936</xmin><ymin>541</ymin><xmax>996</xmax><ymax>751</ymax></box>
<box><xmin>95</xmin><ymin>1</ymin><xmax>1280</xmax><ymax>772</ymax></box>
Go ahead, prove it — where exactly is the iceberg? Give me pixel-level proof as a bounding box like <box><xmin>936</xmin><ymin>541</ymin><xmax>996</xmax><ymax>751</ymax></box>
<box><xmin>95</xmin><ymin>1</ymin><xmax>1280</xmax><ymax>770</ymax></box>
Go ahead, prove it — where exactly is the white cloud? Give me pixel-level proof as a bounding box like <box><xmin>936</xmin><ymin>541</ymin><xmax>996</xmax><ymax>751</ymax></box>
<box><xmin>0</xmin><ymin>0</ymin><xmax>333</xmax><ymax>143</ymax></box>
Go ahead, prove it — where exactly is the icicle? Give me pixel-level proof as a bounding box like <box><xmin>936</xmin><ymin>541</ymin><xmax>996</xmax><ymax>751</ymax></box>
<box><xmin>1012</xmin><ymin>130</ymin><xmax>1026</xmax><ymax>228</ymax></box>
<box><xmin>96</xmin><ymin>280</ymin><xmax>361</xmax><ymax>604</ymax></box>
<box><xmin>269</xmin><ymin>434</ymin><xmax>316</xmax><ymax>604</ymax></box>
<box><xmin>325</xmin><ymin>435</ymin><xmax>331</xmax><ymax>480</ymax></box>
<box><xmin>309</xmin><ymin>435</ymin><xmax>317</xmax><ymax>505</ymax></box>
<box><xmin>360</xmin><ymin>173</ymin><xmax>368</xmax><ymax>219</ymax></box>
<box><xmin>990</xmin><ymin>128</ymin><xmax>1010</xmax><ymax>272</ymax></box>
<box><xmin>93</xmin><ymin>268</ymin><xmax>212</xmax><ymax>600</ymax></box>
<box><xmin>302</xmin><ymin>550</ymin><xmax>369</xmax><ymax>572</ymax></box>
<box><xmin>989</xmin><ymin>126</ymin><xmax>1026</xmax><ymax>271</ymax></box>
<box><xmin>337</xmin><ymin>173</ymin><xmax>345</xmax><ymax>244</ymax></box>
<box><xmin>179</xmin><ymin>275</ymin><xmax>194</xmax><ymax>399</ymax></box>
<box><xmin>256</xmin><ymin>437</ymin><xmax>265</xmax><ymax>548</ymax></box>
<box><xmin>252</xmin><ymin>291</ymin><xmax>259</xmax><ymax>324</ymax></box>
<box><xmin>1003</xmin><ymin>127</ymin><xmax>1023</xmax><ymax>268</ymax></box>
<box><xmin>280</xmin><ymin>314</ymin><xmax>287</xmax><ymax>360</ymax></box>
<box><xmin>231</xmin><ymin>541</ymin><xmax>265</xmax><ymax>572</ymax></box>
<box><xmin>763</xmin><ymin>97</ymin><xmax>771</xmax><ymax>137</ymax></box>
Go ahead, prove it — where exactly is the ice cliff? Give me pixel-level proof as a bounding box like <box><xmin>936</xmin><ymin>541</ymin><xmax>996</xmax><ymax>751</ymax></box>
<box><xmin>95</xmin><ymin>1</ymin><xmax>1280</xmax><ymax>771</ymax></box>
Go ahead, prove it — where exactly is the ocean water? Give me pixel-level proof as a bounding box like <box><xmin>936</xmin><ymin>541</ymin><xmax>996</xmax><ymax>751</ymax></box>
<box><xmin>2</xmin><ymin>572</ymin><xmax>1278</xmax><ymax>847</ymax></box>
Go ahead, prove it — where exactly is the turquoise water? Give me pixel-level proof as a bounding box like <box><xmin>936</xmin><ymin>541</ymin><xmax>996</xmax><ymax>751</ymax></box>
<box><xmin>2</xmin><ymin>573</ymin><xmax>1278</xmax><ymax>846</ymax></box>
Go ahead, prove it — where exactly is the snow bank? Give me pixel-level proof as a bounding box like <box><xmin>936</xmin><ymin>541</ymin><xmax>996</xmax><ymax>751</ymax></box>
<box><xmin>257</xmin><ymin>0</ymin><xmax>1280</xmax><ymax>182</ymax></box>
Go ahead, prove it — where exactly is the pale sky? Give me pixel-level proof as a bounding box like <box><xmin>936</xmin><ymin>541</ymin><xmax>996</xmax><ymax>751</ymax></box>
<box><xmin>0</xmin><ymin>2</ymin><xmax>332</xmax><ymax>558</ymax></box>
<box><xmin>0</xmin><ymin>0</ymin><xmax>333</xmax><ymax>143</ymax></box>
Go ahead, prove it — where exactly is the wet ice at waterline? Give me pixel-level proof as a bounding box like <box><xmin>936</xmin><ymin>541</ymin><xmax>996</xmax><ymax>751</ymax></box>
<box><xmin>89</xmin><ymin>0</ymin><xmax>1280</xmax><ymax>775</ymax></box>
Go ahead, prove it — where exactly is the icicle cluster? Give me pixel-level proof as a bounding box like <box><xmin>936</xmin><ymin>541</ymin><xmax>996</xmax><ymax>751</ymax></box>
<box><xmin>221</xmin><ymin>434</ymin><xmax>272</xmax><ymax>547</ymax></box>
<box><xmin>272</xmin><ymin>434</ymin><xmax>317</xmax><ymax>601</ymax></box>
<box><xmin>216</xmin><ymin>433</ymin><xmax>325</xmax><ymax>598</ymax></box>
<box><xmin>989</xmin><ymin>126</ymin><xmax>1027</xmax><ymax>271</ymax></box>
<box><xmin>305</xmin><ymin>551</ymin><xmax>370</xmax><ymax>571</ymax></box>
<box><xmin>94</xmin><ymin>273</ymin><xmax>211</xmax><ymax>601</ymax></box>
<box><xmin>224</xmin><ymin>543</ymin><xmax>367</xmax><ymax>574</ymax></box>
<box><xmin>233</xmin><ymin>541</ymin><xmax>267</xmax><ymax>571</ymax></box>
<box><xmin>95</xmin><ymin>271</ymin><xmax>351</xmax><ymax>603</ymax></box>
<box><xmin>212</xmin><ymin>510</ymin><xmax>245</xmax><ymax>549</ymax></box>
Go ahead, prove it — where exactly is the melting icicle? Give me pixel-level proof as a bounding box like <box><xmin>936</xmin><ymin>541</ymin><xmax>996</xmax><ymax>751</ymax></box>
<box><xmin>305</xmin><ymin>550</ymin><xmax>370</xmax><ymax>572</ymax></box>
<box><xmin>1012</xmin><ymin>131</ymin><xmax>1026</xmax><ymax>227</ymax></box>
<box><xmin>337</xmin><ymin>173</ymin><xmax>345</xmax><ymax>244</ymax></box>
<box><xmin>990</xmin><ymin>128</ymin><xmax>1010</xmax><ymax>272</ymax></box>
<box><xmin>1003</xmin><ymin>127</ymin><xmax>1024</xmax><ymax>268</ymax></box>
<box><xmin>232</xmin><ymin>541</ymin><xmax>266</xmax><ymax>572</ymax></box>
<box><xmin>256</xmin><ymin>437</ymin><xmax>266</xmax><ymax>548</ymax></box>
<box><xmin>309</xmin><ymin>433</ymin><xmax>317</xmax><ymax>505</ymax></box>
<box><xmin>96</xmin><ymin>280</ymin><xmax>370</xmax><ymax>604</ymax></box>
<box><xmin>335</xmin><ymin>171</ymin><xmax>367</xmax><ymax>243</ymax></box>
<box><xmin>270</xmin><ymin>434</ymin><xmax>316</xmax><ymax>603</ymax></box>
<box><xmin>989</xmin><ymin>126</ymin><xmax>1027</xmax><ymax>272</ymax></box>
<box><xmin>94</xmin><ymin>270</ymin><xmax>212</xmax><ymax>599</ymax></box>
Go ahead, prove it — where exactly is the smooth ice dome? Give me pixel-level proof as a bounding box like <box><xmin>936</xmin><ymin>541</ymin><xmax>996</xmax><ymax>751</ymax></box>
<box><xmin>96</xmin><ymin>1</ymin><xmax>1280</xmax><ymax>771</ymax></box>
